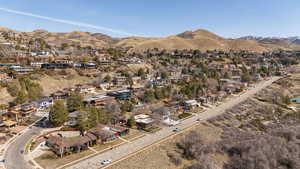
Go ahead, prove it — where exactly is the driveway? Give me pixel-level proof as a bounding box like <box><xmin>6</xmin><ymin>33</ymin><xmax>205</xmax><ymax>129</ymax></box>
<box><xmin>64</xmin><ymin>76</ymin><xmax>281</xmax><ymax>169</ymax></box>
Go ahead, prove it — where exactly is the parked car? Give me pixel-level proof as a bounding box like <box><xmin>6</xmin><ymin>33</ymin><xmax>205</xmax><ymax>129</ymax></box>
<box><xmin>196</xmin><ymin>118</ymin><xmax>203</xmax><ymax>121</ymax></box>
<box><xmin>173</xmin><ymin>128</ymin><xmax>181</xmax><ymax>132</ymax></box>
<box><xmin>0</xmin><ymin>158</ymin><xmax>5</xmax><ymax>162</ymax></box>
<box><xmin>101</xmin><ymin>159</ymin><xmax>112</xmax><ymax>165</ymax></box>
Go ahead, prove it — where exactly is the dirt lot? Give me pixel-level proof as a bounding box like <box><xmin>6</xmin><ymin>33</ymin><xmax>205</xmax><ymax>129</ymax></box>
<box><xmin>0</xmin><ymin>87</ymin><xmax>14</xmax><ymax>104</ymax></box>
<box><xmin>38</xmin><ymin>73</ymin><xmax>95</xmax><ymax>96</ymax></box>
<box><xmin>108</xmin><ymin>123</ymin><xmax>222</xmax><ymax>169</ymax></box>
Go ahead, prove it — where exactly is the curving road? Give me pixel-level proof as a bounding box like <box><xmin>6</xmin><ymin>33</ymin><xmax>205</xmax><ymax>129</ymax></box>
<box><xmin>64</xmin><ymin>76</ymin><xmax>281</xmax><ymax>169</ymax></box>
<box><xmin>4</xmin><ymin>126</ymin><xmax>43</xmax><ymax>169</ymax></box>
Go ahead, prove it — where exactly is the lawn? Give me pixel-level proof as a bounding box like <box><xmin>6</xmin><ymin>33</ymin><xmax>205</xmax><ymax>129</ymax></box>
<box><xmin>178</xmin><ymin>112</ymin><xmax>192</xmax><ymax>119</ymax></box>
<box><xmin>93</xmin><ymin>139</ymin><xmax>124</xmax><ymax>152</ymax></box>
<box><xmin>35</xmin><ymin>150</ymin><xmax>94</xmax><ymax>169</ymax></box>
<box><xmin>122</xmin><ymin>129</ymin><xmax>145</xmax><ymax>141</ymax></box>
<box><xmin>93</xmin><ymin>130</ymin><xmax>144</xmax><ymax>152</ymax></box>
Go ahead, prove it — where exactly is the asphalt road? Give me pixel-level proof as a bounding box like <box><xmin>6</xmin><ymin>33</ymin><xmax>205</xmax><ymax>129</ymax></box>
<box><xmin>4</xmin><ymin>126</ymin><xmax>43</xmax><ymax>169</ymax></box>
<box><xmin>65</xmin><ymin>76</ymin><xmax>281</xmax><ymax>169</ymax></box>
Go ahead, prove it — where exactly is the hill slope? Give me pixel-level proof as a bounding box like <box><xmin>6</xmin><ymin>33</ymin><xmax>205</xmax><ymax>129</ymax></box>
<box><xmin>1</xmin><ymin>27</ymin><xmax>300</xmax><ymax>52</ymax></box>
<box><xmin>117</xmin><ymin>29</ymin><xmax>300</xmax><ymax>52</ymax></box>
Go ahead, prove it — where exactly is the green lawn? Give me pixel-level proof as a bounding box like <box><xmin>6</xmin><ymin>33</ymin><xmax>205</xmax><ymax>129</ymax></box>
<box><xmin>178</xmin><ymin>112</ymin><xmax>192</xmax><ymax>119</ymax></box>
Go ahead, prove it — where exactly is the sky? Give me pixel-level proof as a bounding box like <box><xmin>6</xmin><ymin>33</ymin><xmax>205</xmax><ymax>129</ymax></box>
<box><xmin>0</xmin><ymin>0</ymin><xmax>299</xmax><ymax>38</ymax></box>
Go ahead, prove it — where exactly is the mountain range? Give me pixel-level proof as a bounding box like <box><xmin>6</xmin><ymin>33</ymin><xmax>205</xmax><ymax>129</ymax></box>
<box><xmin>1</xmin><ymin>26</ymin><xmax>300</xmax><ymax>52</ymax></box>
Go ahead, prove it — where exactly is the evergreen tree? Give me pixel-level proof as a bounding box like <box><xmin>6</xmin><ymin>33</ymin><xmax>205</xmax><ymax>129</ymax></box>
<box><xmin>49</xmin><ymin>101</ymin><xmax>68</xmax><ymax>126</ymax></box>
<box><xmin>67</xmin><ymin>92</ymin><xmax>84</xmax><ymax>112</ymax></box>
<box><xmin>127</xmin><ymin>116</ymin><xmax>136</xmax><ymax>128</ymax></box>
<box><xmin>14</xmin><ymin>89</ymin><xmax>28</xmax><ymax>104</ymax></box>
<box><xmin>77</xmin><ymin>111</ymin><xmax>89</xmax><ymax>136</ymax></box>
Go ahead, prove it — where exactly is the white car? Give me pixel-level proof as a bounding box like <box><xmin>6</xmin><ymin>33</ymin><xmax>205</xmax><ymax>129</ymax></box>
<box><xmin>101</xmin><ymin>159</ymin><xmax>112</xmax><ymax>165</ymax></box>
<box><xmin>196</xmin><ymin>118</ymin><xmax>203</xmax><ymax>121</ymax></box>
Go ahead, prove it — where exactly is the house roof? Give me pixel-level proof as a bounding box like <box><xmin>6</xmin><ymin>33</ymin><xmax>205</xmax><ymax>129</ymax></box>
<box><xmin>4</xmin><ymin>120</ymin><xmax>17</xmax><ymax>126</ymax></box>
<box><xmin>151</xmin><ymin>107</ymin><xmax>170</xmax><ymax>116</ymax></box>
<box><xmin>47</xmin><ymin>135</ymin><xmax>92</xmax><ymax>148</ymax></box>
<box><xmin>68</xmin><ymin>111</ymin><xmax>82</xmax><ymax>118</ymax></box>
<box><xmin>9</xmin><ymin>126</ymin><xmax>26</xmax><ymax>133</ymax></box>
<box><xmin>185</xmin><ymin>100</ymin><xmax>198</xmax><ymax>105</ymax></box>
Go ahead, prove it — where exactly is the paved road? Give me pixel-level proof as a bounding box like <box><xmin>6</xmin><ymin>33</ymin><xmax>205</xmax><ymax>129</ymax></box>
<box><xmin>65</xmin><ymin>76</ymin><xmax>281</xmax><ymax>169</ymax></box>
<box><xmin>4</xmin><ymin>126</ymin><xmax>43</xmax><ymax>169</ymax></box>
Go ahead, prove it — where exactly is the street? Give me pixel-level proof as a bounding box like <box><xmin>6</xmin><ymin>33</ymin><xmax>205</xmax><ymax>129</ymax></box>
<box><xmin>4</xmin><ymin>126</ymin><xmax>43</xmax><ymax>169</ymax></box>
<box><xmin>64</xmin><ymin>76</ymin><xmax>281</xmax><ymax>169</ymax></box>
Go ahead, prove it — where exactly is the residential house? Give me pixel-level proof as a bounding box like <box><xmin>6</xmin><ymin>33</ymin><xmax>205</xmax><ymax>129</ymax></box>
<box><xmin>99</xmin><ymin>82</ymin><xmax>112</xmax><ymax>90</ymax></box>
<box><xmin>34</xmin><ymin>97</ymin><xmax>53</xmax><ymax>110</ymax></box>
<box><xmin>12</xmin><ymin>66</ymin><xmax>34</xmax><ymax>74</ymax></box>
<box><xmin>0</xmin><ymin>72</ymin><xmax>10</xmax><ymax>81</ymax></box>
<box><xmin>5</xmin><ymin>103</ymin><xmax>37</xmax><ymax>122</ymax></box>
<box><xmin>80</xmin><ymin>62</ymin><xmax>97</xmax><ymax>69</ymax></box>
<box><xmin>107</xmin><ymin>89</ymin><xmax>133</xmax><ymax>100</ymax></box>
<box><xmin>75</xmin><ymin>84</ymin><xmax>96</xmax><ymax>94</ymax></box>
<box><xmin>231</xmin><ymin>76</ymin><xmax>242</xmax><ymax>81</ymax></box>
<box><xmin>253</xmin><ymin>73</ymin><xmax>262</xmax><ymax>81</ymax></box>
<box><xmin>41</xmin><ymin>63</ymin><xmax>70</xmax><ymax>70</ymax></box>
<box><xmin>83</xmin><ymin>95</ymin><xmax>115</xmax><ymax>107</ymax></box>
<box><xmin>51</xmin><ymin>90</ymin><xmax>69</xmax><ymax>100</ymax></box>
<box><xmin>64</xmin><ymin>111</ymin><xmax>82</xmax><ymax>126</ymax></box>
<box><xmin>47</xmin><ymin>124</ymin><xmax>129</xmax><ymax>157</ymax></box>
<box><xmin>184</xmin><ymin>100</ymin><xmax>200</xmax><ymax>110</ymax></box>
<box><xmin>151</xmin><ymin>107</ymin><xmax>170</xmax><ymax>121</ymax></box>
<box><xmin>112</xmin><ymin>76</ymin><xmax>127</xmax><ymax>87</ymax></box>
<box><xmin>98</xmin><ymin>59</ymin><xmax>113</xmax><ymax>66</ymax></box>
<box><xmin>46</xmin><ymin>135</ymin><xmax>95</xmax><ymax>158</ymax></box>
<box><xmin>31</xmin><ymin>51</ymin><xmax>49</xmax><ymax>56</ymax></box>
<box><xmin>30</xmin><ymin>62</ymin><xmax>48</xmax><ymax>68</ymax></box>
<box><xmin>134</xmin><ymin>114</ymin><xmax>155</xmax><ymax>129</ymax></box>
<box><xmin>56</xmin><ymin>60</ymin><xmax>73</xmax><ymax>65</ymax></box>
<box><xmin>88</xmin><ymin>124</ymin><xmax>129</xmax><ymax>143</ymax></box>
<box><xmin>151</xmin><ymin>107</ymin><xmax>179</xmax><ymax>126</ymax></box>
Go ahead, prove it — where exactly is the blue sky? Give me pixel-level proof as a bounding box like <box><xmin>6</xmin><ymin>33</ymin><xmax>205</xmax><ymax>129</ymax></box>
<box><xmin>0</xmin><ymin>0</ymin><xmax>299</xmax><ymax>38</ymax></box>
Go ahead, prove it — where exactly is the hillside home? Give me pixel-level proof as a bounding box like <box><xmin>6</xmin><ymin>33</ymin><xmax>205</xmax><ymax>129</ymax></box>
<box><xmin>30</xmin><ymin>62</ymin><xmax>48</xmax><ymax>68</ymax></box>
<box><xmin>5</xmin><ymin>103</ymin><xmax>37</xmax><ymax>122</ymax></box>
<box><xmin>112</xmin><ymin>76</ymin><xmax>127</xmax><ymax>87</ymax></box>
<box><xmin>31</xmin><ymin>51</ymin><xmax>49</xmax><ymax>56</ymax></box>
<box><xmin>98</xmin><ymin>59</ymin><xmax>113</xmax><ymax>66</ymax></box>
<box><xmin>0</xmin><ymin>72</ymin><xmax>10</xmax><ymax>81</ymax></box>
<box><xmin>64</xmin><ymin>111</ymin><xmax>82</xmax><ymax>126</ymax></box>
<box><xmin>75</xmin><ymin>84</ymin><xmax>95</xmax><ymax>94</ymax></box>
<box><xmin>34</xmin><ymin>97</ymin><xmax>53</xmax><ymax>110</ymax></box>
<box><xmin>41</xmin><ymin>63</ymin><xmax>70</xmax><ymax>70</ymax></box>
<box><xmin>12</xmin><ymin>66</ymin><xmax>34</xmax><ymax>74</ymax></box>
<box><xmin>83</xmin><ymin>95</ymin><xmax>115</xmax><ymax>107</ymax></box>
<box><xmin>107</xmin><ymin>89</ymin><xmax>133</xmax><ymax>100</ymax></box>
<box><xmin>51</xmin><ymin>90</ymin><xmax>69</xmax><ymax>100</ymax></box>
<box><xmin>80</xmin><ymin>62</ymin><xmax>97</xmax><ymax>69</ymax></box>
<box><xmin>56</xmin><ymin>59</ymin><xmax>73</xmax><ymax>65</ymax></box>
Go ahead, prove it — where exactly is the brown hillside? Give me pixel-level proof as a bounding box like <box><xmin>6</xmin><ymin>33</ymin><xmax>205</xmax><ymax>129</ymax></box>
<box><xmin>119</xmin><ymin>29</ymin><xmax>275</xmax><ymax>52</ymax></box>
<box><xmin>1</xmin><ymin>26</ymin><xmax>300</xmax><ymax>52</ymax></box>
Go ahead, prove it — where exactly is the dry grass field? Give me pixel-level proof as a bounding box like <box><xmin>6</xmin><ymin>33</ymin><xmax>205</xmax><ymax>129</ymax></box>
<box><xmin>107</xmin><ymin>123</ymin><xmax>222</xmax><ymax>169</ymax></box>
